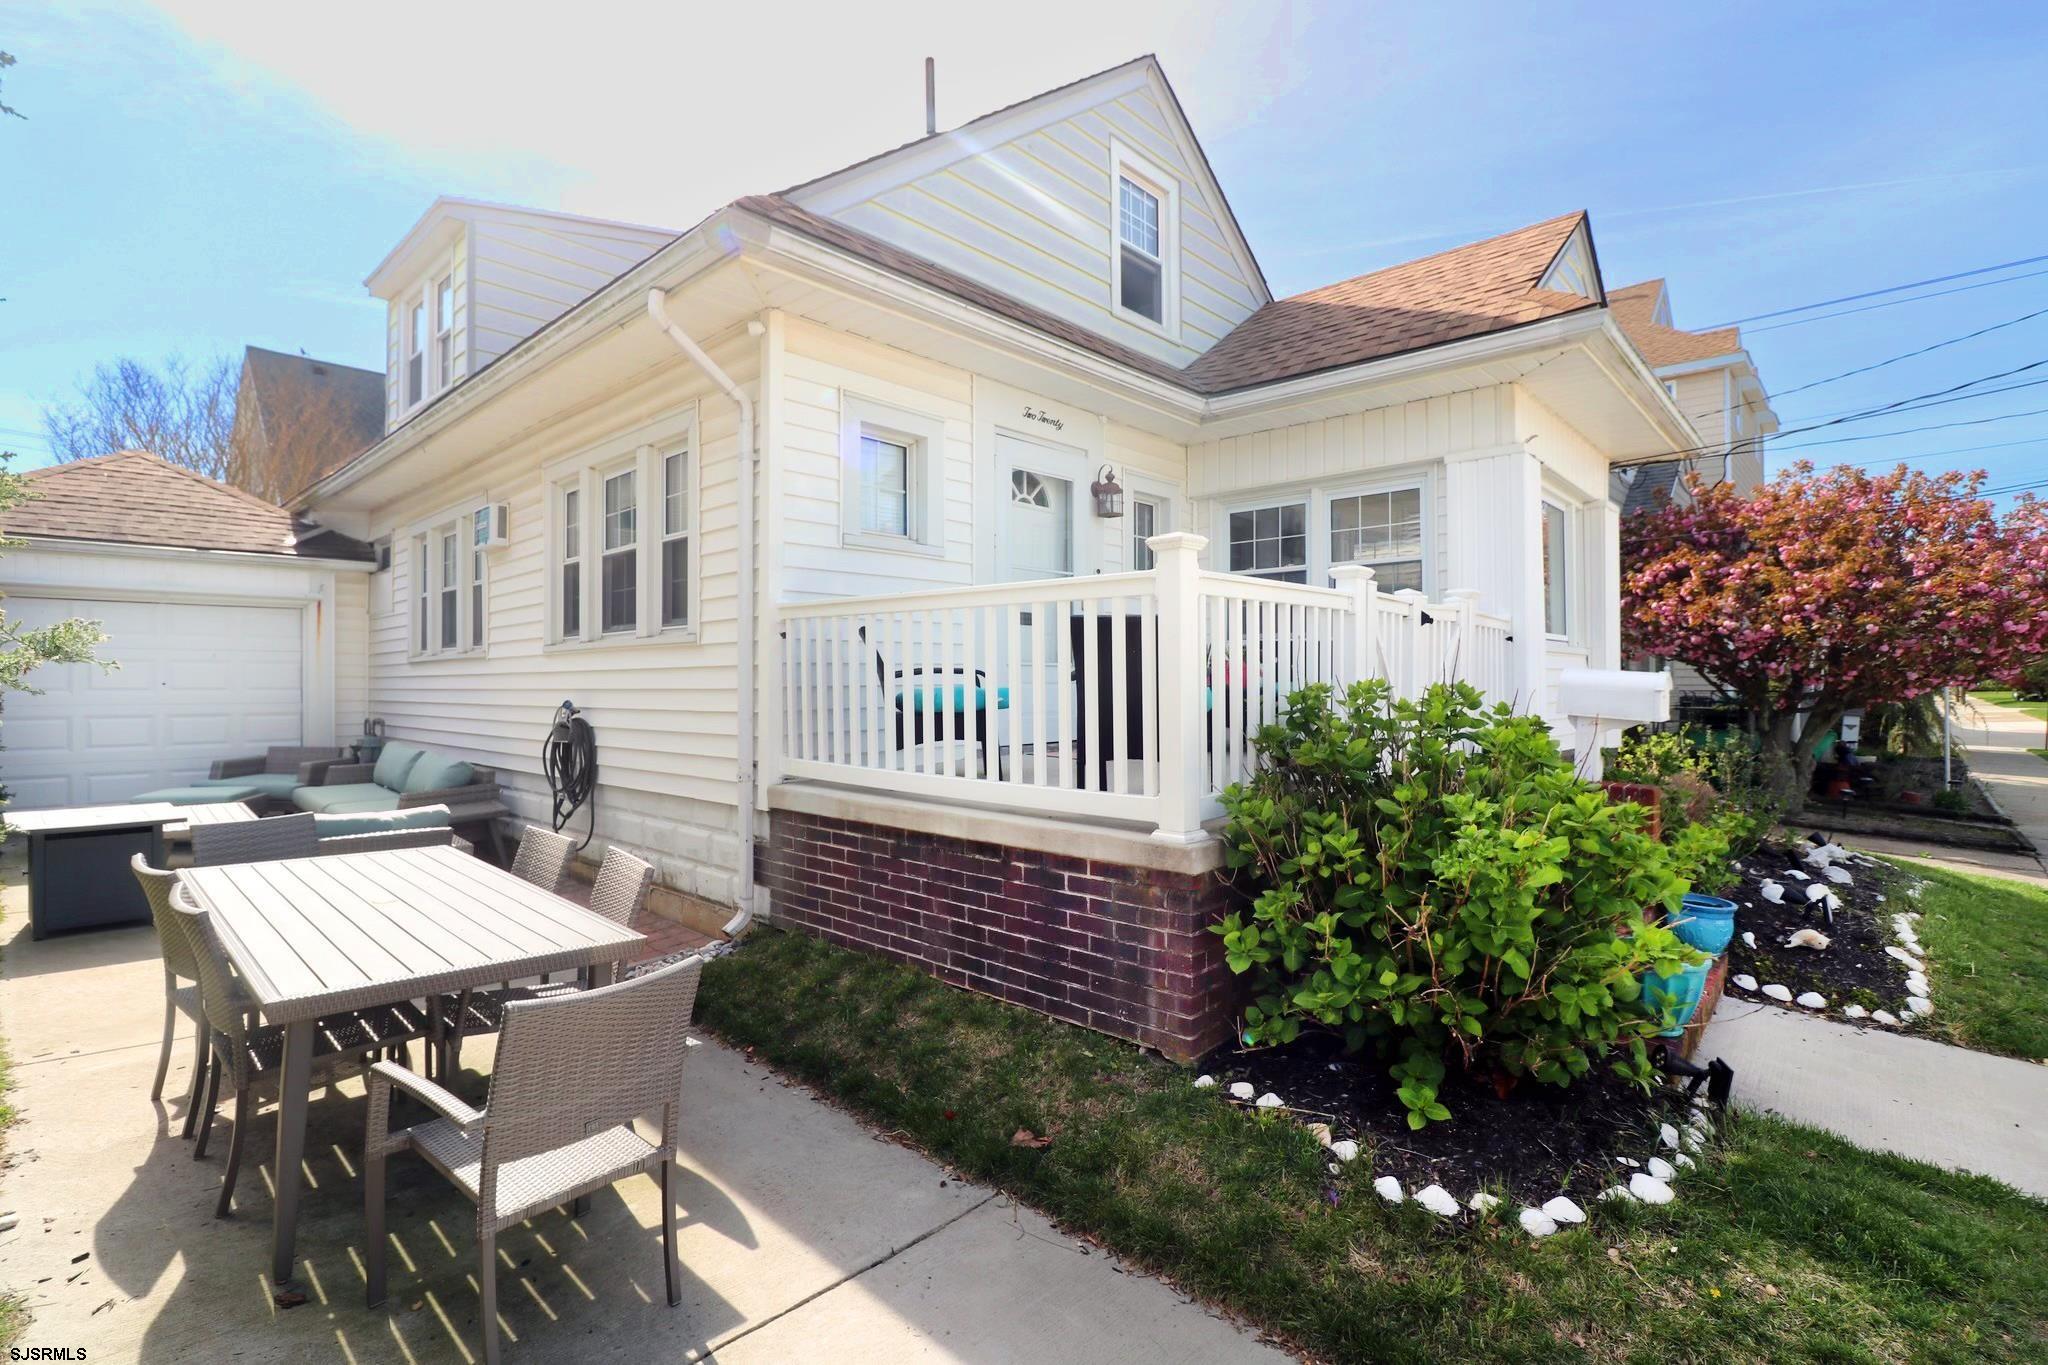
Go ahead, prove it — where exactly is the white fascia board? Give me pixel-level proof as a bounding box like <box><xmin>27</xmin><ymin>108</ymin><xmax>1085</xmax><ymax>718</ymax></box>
<box><xmin>1591</xmin><ymin>318</ymin><xmax>1709</xmax><ymax>454</ymax></box>
<box><xmin>1652</xmin><ymin>350</ymin><xmax>1751</xmax><ymax>380</ymax></box>
<box><xmin>363</xmin><ymin>198</ymin><xmax>470</xmax><ymax>296</ymax></box>
<box><xmin>9</xmin><ymin>534</ymin><xmax>376</xmax><ymax>572</ymax></box>
<box><xmin>300</xmin><ymin>218</ymin><xmax>739</xmax><ymax>510</ymax></box>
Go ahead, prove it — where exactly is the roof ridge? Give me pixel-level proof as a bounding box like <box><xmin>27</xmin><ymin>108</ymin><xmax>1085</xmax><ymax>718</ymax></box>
<box><xmin>1284</xmin><ymin>211</ymin><xmax>1587</xmax><ymax>302</ymax></box>
<box><xmin>244</xmin><ymin>345</ymin><xmax>382</xmax><ymax>375</ymax></box>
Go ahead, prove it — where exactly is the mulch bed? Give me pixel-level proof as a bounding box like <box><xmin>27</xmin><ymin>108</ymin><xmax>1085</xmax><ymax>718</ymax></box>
<box><xmin>1721</xmin><ymin>839</ymin><xmax>1922</xmax><ymax>1019</ymax></box>
<box><xmin>1206</xmin><ymin>1031</ymin><xmax>1696</xmax><ymax>1203</ymax></box>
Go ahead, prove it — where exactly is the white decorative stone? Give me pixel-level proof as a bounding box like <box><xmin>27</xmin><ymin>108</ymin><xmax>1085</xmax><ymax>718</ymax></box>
<box><xmin>1806</xmin><ymin>883</ymin><xmax>1830</xmax><ymax>903</ymax></box>
<box><xmin>1885</xmin><ymin>946</ymin><xmax>1924</xmax><ymax>970</ymax></box>
<box><xmin>1659</xmin><ymin>1122</ymin><xmax>1680</xmax><ymax>1150</ymax></box>
<box><xmin>1824</xmin><ymin>892</ymin><xmax>1843</xmax><ymax>913</ymax></box>
<box><xmin>1615</xmin><ymin>1155</ymin><xmax>1641</xmax><ymax>1168</ymax></box>
<box><xmin>1416</xmin><ymin>1184</ymin><xmax>1461</xmax><ymax>1217</ymax></box>
<box><xmin>1796</xmin><ymin>991</ymin><xmax>1827</xmax><ymax>1010</ymax></box>
<box><xmin>1597</xmin><ymin>1186</ymin><xmax>1636</xmax><ymax>1202</ymax></box>
<box><xmin>1328</xmin><ymin>1140</ymin><xmax>1360</xmax><ymax>1162</ymax></box>
<box><xmin>1760</xmin><ymin>882</ymin><xmax>1785</xmax><ymax>904</ymax></box>
<box><xmin>1373</xmin><ymin>1176</ymin><xmax>1404</xmax><ymax>1203</ymax></box>
<box><xmin>1255</xmin><ymin>1092</ymin><xmax>1284</xmax><ymax>1109</ymax></box>
<box><xmin>1906</xmin><ymin>995</ymin><xmax>1935</xmax><ymax>1016</ymax></box>
<box><xmin>1741</xmin><ymin>931</ymin><xmax>1757</xmax><ymax>950</ymax></box>
<box><xmin>1674</xmin><ymin>1153</ymin><xmax>1696</xmax><ymax>1170</ymax></box>
<box><xmin>1872</xmin><ymin>1010</ymin><xmax>1900</xmax><ymax>1027</ymax></box>
<box><xmin>1842</xmin><ymin>1004</ymin><xmax>1868</xmax><ymax>1019</ymax></box>
<box><xmin>1786</xmin><ymin>928</ymin><xmax>1831</xmax><ymax>950</ymax></box>
<box><xmin>1542</xmin><ymin>1196</ymin><xmax>1587</xmax><ymax>1225</ymax></box>
<box><xmin>1518</xmin><ymin>1207</ymin><xmax>1559</xmax><ymax>1237</ymax></box>
<box><xmin>1763</xmin><ymin>983</ymin><xmax>1794</xmax><ymax>1003</ymax></box>
<box><xmin>1228</xmin><ymin>1082</ymin><xmax>1255</xmax><ymax>1101</ymax></box>
<box><xmin>1787</xmin><ymin>870</ymin><xmax>1811</xmax><ymax>881</ymax></box>
<box><xmin>1823</xmin><ymin>865</ymin><xmax>1854</xmax><ymax>884</ymax></box>
<box><xmin>1628</xmin><ymin>1173</ymin><xmax>1675</xmax><ymax>1205</ymax></box>
<box><xmin>1905</xmin><ymin>973</ymin><xmax>1931</xmax><ymax>996</ymax></box>
<box><xmin>1193</xmin><ymin>1075</ymin><xmax>1216</xmax><ymax>1089</ymax></box>
<box><xmin>1733</xmin><ymin>974</ymin><xmax>1759</xmax><ymax>992</ymax></box>
<box><xmin>1647</xmin><ymin>1156</ymin><xmax>1675</xmax><ymax>1181</ymax></box>
<box><xmin>1469</xmin><ymin>1191</ymin><xmax>1502</xmax><ymax>1214</ymax></box>
<box><xmin>1684</xmin><ymin>1125</ymin><xmax>1708</xmax><ymax>1150</ymax></box>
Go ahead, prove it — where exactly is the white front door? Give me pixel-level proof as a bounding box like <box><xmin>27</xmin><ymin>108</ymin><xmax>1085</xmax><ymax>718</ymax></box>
<box><xmin>994</xmin><ymin>432</ymin><xmax>1090</xmax><ymax>583</ymax></box>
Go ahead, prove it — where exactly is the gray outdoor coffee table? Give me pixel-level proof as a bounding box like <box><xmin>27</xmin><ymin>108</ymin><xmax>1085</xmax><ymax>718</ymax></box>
<box><xmin>7</xmin><ymin>802</ymin><xmax>183</xmax><ymax>938</ymax></box>
<box><xmin>177</xmin><ymin>844</ymin><xmax>645</xmax><ymax>1286</ymax></box>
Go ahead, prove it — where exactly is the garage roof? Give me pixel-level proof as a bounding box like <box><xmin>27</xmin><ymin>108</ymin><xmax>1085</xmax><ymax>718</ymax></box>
<box><xmin>9</xmin><ymin>450</ymin><xmax>374</xmax><ymax>560</ymax></box>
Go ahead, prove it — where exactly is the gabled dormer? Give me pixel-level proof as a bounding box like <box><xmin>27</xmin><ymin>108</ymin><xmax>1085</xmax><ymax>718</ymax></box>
<box><xmin>365</xmin><ymin>198</ymin><xmax>676</xmax><ymax>429</ymax></box>
<box><xmin>783</xmin><ymin>56</ymin><xmax>1269</xmax><ymax>368</ymax></box>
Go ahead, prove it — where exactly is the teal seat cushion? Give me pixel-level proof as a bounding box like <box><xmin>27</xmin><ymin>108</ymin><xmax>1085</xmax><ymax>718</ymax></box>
<box><xmin>294</xmin><ymin>783</ymin><xmax>401</xmax><ymax>814</ymax></box>
<box><xmin>894</xmin><ymin>683</ymin><xmax>1012</xmax><ymax>713</ymax></box>
<box><xmin>402</xmin><ymin>751</ymin><xmax>474</xmax><ymax>795</ymax></box>
<box><xmin>312</xmin><ymin>805</ymin><xmax>451</xmax><ymax>838</ymax></box>
<box><xmin>133</xmin><ymin>784</ymin><xmax>263</xmax><ymax>806</ymax></box>
<box><xmin>372</xmin><ymin>741</ymin><xmax>425</xmax><ymax>792</ymax></box>
<box><xmin>198</xmin><ymin>772</ymin><xmax>300</xmax><ymax>799</ymax></box>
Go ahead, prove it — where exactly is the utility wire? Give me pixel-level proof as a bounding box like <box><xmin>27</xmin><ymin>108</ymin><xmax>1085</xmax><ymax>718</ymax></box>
<box><xmin>1703</xmin><ymin>252</ymin><xmax>2048</xmax><ymax>329</ymax></box>
<box><xmin>1764</xmin><ymin>304</ymin><xmax>2048</xmax><ymax>401</ymax></box>
<box><xmin>1746</xmin><ymin>266</ymin><xmax>2048</xmax><ymax>335</ymax></box>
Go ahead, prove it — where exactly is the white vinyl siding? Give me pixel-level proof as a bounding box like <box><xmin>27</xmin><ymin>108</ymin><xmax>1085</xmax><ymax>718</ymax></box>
<box><xmin>466</xmin><ymin>212</ymin><xmax>675</xmax><ymax>372</ymax></box>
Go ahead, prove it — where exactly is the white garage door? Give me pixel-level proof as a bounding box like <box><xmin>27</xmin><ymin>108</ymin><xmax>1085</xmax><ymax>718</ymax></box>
<box><xmin>2</xmin><ymin>597</ymin><xmax>303</xmax><ymax>809</ymax></box>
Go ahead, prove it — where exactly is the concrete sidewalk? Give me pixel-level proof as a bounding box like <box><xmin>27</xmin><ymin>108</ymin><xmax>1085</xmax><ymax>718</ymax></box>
<box><xmin>1955</xmin><ymin>695</ymin><xmax>2048</xmax><ymax>870</ymax></box>
<box><xmin>0</xmin><ymin>866</ymin><xmax>1287</xmax><ymax>1362</ymax></box>
<box><xmin>1703</xmin><ymin>999</ymin><xmax>2048</xmax><ymax>1198</ymax></box>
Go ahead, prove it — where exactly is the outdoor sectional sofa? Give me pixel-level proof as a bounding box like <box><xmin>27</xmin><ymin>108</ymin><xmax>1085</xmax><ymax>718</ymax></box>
<box><xmin>294</xmin><ymin>741</ymin><xmax>510</xmax><ymax>861</ymax></box>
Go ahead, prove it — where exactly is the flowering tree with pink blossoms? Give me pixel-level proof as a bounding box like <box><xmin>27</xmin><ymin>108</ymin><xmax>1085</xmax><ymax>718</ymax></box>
<box><xmin>1621</xmin><ymin>462</ymin><xmax>2048</xmax><ymax>794</ymax></box>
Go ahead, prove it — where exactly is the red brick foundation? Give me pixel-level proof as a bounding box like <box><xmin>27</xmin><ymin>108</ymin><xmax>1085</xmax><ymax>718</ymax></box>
<box><xmin>756</xmin><ymin>809</ymin><xmax>1243</xmax><ymax>1061</ymax></box>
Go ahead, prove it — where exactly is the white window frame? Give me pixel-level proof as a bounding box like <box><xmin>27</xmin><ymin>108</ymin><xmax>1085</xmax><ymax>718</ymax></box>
<box><xmin>404</xmin><ymin>293</ymin><xmax>426</xmax><ymax>410</ymax></box>
<box><xmin>1108</xmin><ymin>139</ymin><xmax>1180</xmax><ymax>340</ymax></box>
<box><xmin>1541</xmin><ymin>496</ymin><xmax>1576</xmax><ymax>642</ymax></box>
<box><xmin>405</xmin><ymin>496</ymin><xmax>492</xmax><ymax>660</ymax></box>
<box><xmin>398</xmin><ymin>247</ymin><xmax>461</xmax><ymax>417</ymax></box>
<box><xmin>839</xmin><ymin>393</ymin><xmax>946</xmax><ymax>556</ymax></box>
<box><xmin>544</xmin><ymin>408</ymin><xmax>699</xmax><ymax>651</ymax></box>
<box><xmin>1220</xmin><ymin>497</ymin><xmax>1311</xmax><ymax>584</ymax></box>
<box><xmin>658</xmin><ymin>446</ymin><xmax>694</xmax><ymax>629</ymax></box>
<box><xmin>1218</xmin><ymin>471</ymin><xmax>1434</xmax><ymax>594</ymax></box>
<box><xmin>1124</xmin><ymin>471</ymin><xmax>1179</xmax><ymax>572</ymax></box>
<box><xmin>435</xmin><ymin>273</ymin><xmax>456</xmax><ymax>390</ymax></box>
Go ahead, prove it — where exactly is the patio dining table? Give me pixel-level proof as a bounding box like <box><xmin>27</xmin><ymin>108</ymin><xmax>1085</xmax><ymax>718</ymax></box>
<box><xmin>177</xmin><ymin>844</ymin><xmax>646</xmax><ymax>1286</ymax></box>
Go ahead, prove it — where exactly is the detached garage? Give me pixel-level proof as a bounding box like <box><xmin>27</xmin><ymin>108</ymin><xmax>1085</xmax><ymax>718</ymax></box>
<box><xmin>0</xmin><ymin>450</ymin><xmax>374</xmax><ymax>809</ymax></box>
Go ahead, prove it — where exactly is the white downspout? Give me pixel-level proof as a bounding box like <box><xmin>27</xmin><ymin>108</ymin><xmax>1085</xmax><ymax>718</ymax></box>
<box><xmin>647</xmin><ymin>288</ymin><xmax>758</xmax><ymax>937</ymax></box>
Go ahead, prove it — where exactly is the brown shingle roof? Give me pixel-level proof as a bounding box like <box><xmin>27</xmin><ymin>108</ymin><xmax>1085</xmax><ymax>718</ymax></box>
<box><xmin>8</xmin><ymin>450</ymin><xmax>373</xmax><ymax>560</ymax></box>
<box><xmin>1608</xmin><ymin>279</ymin><xmax>1741</xmax><ymax>368</ymax></box>
<box><xmin>743</xmin><ymin>198</ymin><xmax>1603</xmax><ymax>393</ymax></box>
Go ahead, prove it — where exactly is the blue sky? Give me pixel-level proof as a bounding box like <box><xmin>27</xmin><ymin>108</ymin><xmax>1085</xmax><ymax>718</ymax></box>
<box><xmin>4</xmin><ymin>1</ymin><xmax>2045</xmax><ymax>497</ymax></box>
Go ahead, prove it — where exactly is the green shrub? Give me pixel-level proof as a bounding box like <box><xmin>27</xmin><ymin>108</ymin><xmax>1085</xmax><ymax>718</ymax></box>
<box><xmin>1609</xmin><ymin>724</ymin><xmax>1780</xmax><ymax>861</ymax></box>
<box><xmin>1214</xmin><ymin>682</ymin><xmax>1716</xmax><ymax>1128</ymax></box>
<box><xmin>1930</xmin><ymin>787</ymin><xmax>1970</xmax><ymax>814</ymax></box>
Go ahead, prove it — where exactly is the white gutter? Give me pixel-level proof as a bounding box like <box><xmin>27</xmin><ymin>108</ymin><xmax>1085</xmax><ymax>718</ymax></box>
<box><xmin>647</xmin><ymin>289</ymin><xmax>759</xmax><ymax>938</ymax></box>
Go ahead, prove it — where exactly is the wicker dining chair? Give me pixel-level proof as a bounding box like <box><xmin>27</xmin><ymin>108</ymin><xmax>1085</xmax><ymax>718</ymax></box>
<box><xmin>128</xmin><ymin>857</ymin><xmax>208</xmax><ymax>1125</ymax></box>
<box><xmin>437</xmin><ymin>846</ymin><xmax>656</xmax><ymax>1076</ymax></box>
<box><xmin>365</xmin><ymin>956</ymin><xmax>704</xmax><ymax>1365</ymax></box>
<box><xmin>169</xmin><ymin>882</ymin><xmax>429</xmax><ymax>1217</ymax></box>
<box><xmin>509</xmin><ymin>827</ymin><xmax>575</xmax><ymax>895</ymax></box>
<box><xmin>189</xmin><ymin>812</ymin><xmax>320</xmax><ymax>867</ymax></box>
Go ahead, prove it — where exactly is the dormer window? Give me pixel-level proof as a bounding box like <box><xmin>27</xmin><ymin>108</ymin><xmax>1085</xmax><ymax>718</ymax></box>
<box><xmin>406</xmin><ymin>298</ymin><xmax>426</xmax><ymax>407</ymax></box>
<box><xmin>1109</xmin><ymin>140</ymin><xmax>1179</xmax><ymax>337</ymax></box>
<box><xmin>390</xmin><ymin>243</ymin><xmax>463</xmax><ymax>417</ymax></box>
<box><xmin>435</xmin><ymin>275</ymin><xmax>455</xmax><ymax>388</ymax></box>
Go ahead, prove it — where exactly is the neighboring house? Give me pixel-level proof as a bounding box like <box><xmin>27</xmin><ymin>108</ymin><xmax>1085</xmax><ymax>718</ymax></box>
<box><xmin>227</xmin><ymin>346</ymin><xmax>386</xmax><ymax>503</ymax></box>
<box><xmin>49</xmin><ymin>56</ymin><xmax>1739</xmax><ymax>1056</ymax></box>
<box><xmin>0</xmin><ymin>450</ymin><xmax>373</xmax><ymax>807</ymax></box>
<box><xmin>1605</xmin><ymin>281</ymin><xmax>1779</xmax><ymax>708</ymax></box>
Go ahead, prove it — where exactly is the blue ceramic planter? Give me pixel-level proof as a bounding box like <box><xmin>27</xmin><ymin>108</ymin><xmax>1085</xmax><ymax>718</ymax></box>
<box><xmin>1669</xmin><ymin>893</ymin><xmax>1738</xmax><ymax>956</ymax></box>
<box><xmin>1643</xmin><ymin>961</ymin><xmax>1711</xmax><ymax>1038</ymax></box>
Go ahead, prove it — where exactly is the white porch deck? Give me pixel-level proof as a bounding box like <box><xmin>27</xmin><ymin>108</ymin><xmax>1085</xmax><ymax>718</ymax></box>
<box><xmin>773</xmin><ymin>533</ymin><xmax>1514</xmax><ymax>841</ymax></box>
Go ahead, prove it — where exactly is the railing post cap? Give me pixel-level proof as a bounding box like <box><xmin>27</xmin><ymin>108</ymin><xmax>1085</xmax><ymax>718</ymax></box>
<box><xmin>1145</xmin><ymin>531</ymin><xmax>1208</xmax><ymax>554</ymax></box>
<box><xmin>1445</xmin><ymin>588</ymin><xmax>1483</xmax><ymax>603</ymax></box>
<box><xmin>1329</xmin><ymin>563</ymin><xmax>1377</xmax><ymax>583</ymax></box>
<box><xmin>1393</xmin><ymin>588</ymin><xmax>1429</xmax><ymax>602</ymax></box>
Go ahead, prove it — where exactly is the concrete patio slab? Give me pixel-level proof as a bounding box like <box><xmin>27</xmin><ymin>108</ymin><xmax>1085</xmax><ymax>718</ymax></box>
<box><xmin>0</xmin><ymin>860</ymin><xmax>1286</xmax><ymax>1362</ymax></box>
<box><xmin>1703</xmin><ymin>998</ymin><xmax>2048</xmax><ymax>1198</ymax></box>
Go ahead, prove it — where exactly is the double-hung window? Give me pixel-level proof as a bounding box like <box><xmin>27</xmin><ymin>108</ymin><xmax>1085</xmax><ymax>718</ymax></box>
<box><xmin>435</xmin><ymin>275</ymin><xmax>455</xmax><ymax>390</ymax></box>
<box><xmin>470</xmin><ymin>507</ymin><xmax>489</xmax><ymax>648</ymax></box>
<box><xmin>414</xmin><ymin>534</ymin><xmax>429</xmax><ymax>652</ymax></box>
<box><xmin>437</xmin><ymin>530</ymin><xmax>460</xmax><ymax>650</ymax></box>
<box><xmin>1328</xmin><ymin>487</ymin><xmax>1424</xmax><ymax>591</ymax></box>
<box><xmin>406</xmin><ymin>299</ymin><xmax>426</xmax><ymax>408</ymax></box>
<box><xmin>549</xmin><ymin>416</ymin><xmax>697</xmax><ymax>647</ymax></box>
<box><xmin>407</xmin><ymin>502</ymin><xmax>492</xmax><ymax>659</ymax></box>
<box><xmin>1227</xmin><ymin>503</ymin><xmax>1308</xmax><ymax>583</ymax></box>
<box><xmin>1110</xmin><ymin>140</ymin><xmax>1178</xmax><ymax>334</ymax></box>
<box><xmin>600</xmin><ymin>467</ymin><xmax>638</xmax><ymax>634</ymax></box>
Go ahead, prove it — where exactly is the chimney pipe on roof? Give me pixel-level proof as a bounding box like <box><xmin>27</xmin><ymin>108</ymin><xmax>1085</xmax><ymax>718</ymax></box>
<box><xmin>924</xmin><ymin>57</ymin><xmax>936</xmax><ymax>136</ymax></box>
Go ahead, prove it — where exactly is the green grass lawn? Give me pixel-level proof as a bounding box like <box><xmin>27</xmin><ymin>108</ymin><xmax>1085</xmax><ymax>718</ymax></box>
<box><xmin>1904</xmin><ymin>863</ymin><xmax>2048</xmax><ymax>1061</ymax></box>
<box><xmin>1971</xmin><ymin>690</ymin><xmax>2048</xmax><ymax>723</ymax></box>
<box><xmin>702</xmin><ymin>928</ymin><xmax>2048</xmax><ymax>1364</ymax></box>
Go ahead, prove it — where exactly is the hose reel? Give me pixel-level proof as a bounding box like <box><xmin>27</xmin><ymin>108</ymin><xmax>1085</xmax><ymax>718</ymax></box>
<box><xmin>543</xmin><ymin>700</ymin><xmax>598</xmax><ymax>852</ymax></box>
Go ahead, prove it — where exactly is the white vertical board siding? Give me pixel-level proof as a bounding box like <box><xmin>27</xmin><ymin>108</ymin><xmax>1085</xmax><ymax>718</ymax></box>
<box><xmin>467</xmin><ymin>213</ymin><xmax>674</xmax><ymax>371</ymax></box>
<box><xmin>1514</xmin><ymin>387</ymin><xmax>1610</xmax><ymax>501</ymax></box>
<box><xmin>333</xmin><ymin>570</ymin><xmax>370</xmax><ymax>745</ymax></box>
<box><xmin>818</xmin><ymin>84</ymin><xmax>1261</xmax><ymax>367</ymax></box>
<box><xmin>1099</xmin><ymin>422</ymin><xmax>1190</xmax><ymax>572</ymax></box>
<box><xmin>363</xmin><ymin>341</ymin><xmax>752</xmax><ymax>903</ymax></box>
<box><xmin>779</xmin><ymin>322</ymin><xmax>977</xmax><ymax>602</ymax></box>
<box><xmin>1185</xmin><ymin>386</ymin><xmax>1514</xmax><ymax>591</ymax></box>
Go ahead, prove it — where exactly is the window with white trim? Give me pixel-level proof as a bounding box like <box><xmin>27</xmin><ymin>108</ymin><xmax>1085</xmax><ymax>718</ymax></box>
<box><xmin>470</xmin><ymin>507</ymin><xmax>489</xmax><ymax>648</ymax></box>
<box><xmin>1131</xmin><ymin>495</ymin><xmax>1166</xmax><ymax>570</ymax></box>
<box><xmin>546</xmin><ymin>416</ymin><xmax>697</xmax><ymax>648</ymax></box>
<box><xmin>407</xmin><ymin>503</ymin><xmax>491</xmax><ymax>660</ymax></box>
<box><xmin>1542</xmin><ymin>499</ymin><xmax>1571</xmax><ymax>638</ymax></box>
<box><xmin>405</xmin><ymin>298</ymin><xmax>426</xmax><ymax>408</ymax></box>
<box><xmin>1109</xmin><ymin>140</ymin><xmax>1178</xmax><ymax>335</ymax></box>
<box><xmin>414</xmin><ymin>534</ymin><xmax>429</xmax><ymax>652</ymax></box>
<box><xmin>840</xmin><ymin>394</ymin><xmax>944</xmax><ymax>553</ymax></box>
<box><xmin>435</xmin><ymin>275</ymin><xmax>456</xmax><ymax>390</ymax></box>
<box><xmin>1227</xmin><ymin>502</ymin><xmax>1308</xmax><ymax>583</ymax></box>
<box><xmin>1328</xmin><ymin>487</ymin><xmax>1424</xmax><ymax>592</ymax></box>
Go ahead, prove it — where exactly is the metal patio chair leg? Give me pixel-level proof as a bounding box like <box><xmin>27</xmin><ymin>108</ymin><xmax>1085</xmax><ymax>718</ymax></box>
<box><xmin>180</xmin><ymin>1036</ymin><xmax>209</xmax><ymax>1139</ymax></box>
<box><xmin>152</xmin><ymin>969</ymin><xmax>179</xmax><ymax>1102</ymax></box>
<box><xmin>216</xmin><ymin>1088</ymin><xmax>249</xmax><ymax>1217</ymax></box>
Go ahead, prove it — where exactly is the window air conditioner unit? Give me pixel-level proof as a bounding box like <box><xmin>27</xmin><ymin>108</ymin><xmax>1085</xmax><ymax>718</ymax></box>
<box><xmin>482</xmin><ymin>503</ymin><xmax>512</xmax><ymax>549</ymax></box>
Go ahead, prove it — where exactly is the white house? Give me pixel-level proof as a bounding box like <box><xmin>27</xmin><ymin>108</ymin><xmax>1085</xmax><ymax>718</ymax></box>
<box><xmin>11</xmin><ymin>57</ymin><xmax>1758</xmax><ymax>1056</ymax></box>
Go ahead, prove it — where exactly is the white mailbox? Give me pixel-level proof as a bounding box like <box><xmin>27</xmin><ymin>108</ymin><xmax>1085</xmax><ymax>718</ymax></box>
<box><xmin>1558</xmin><ymin>667</ymin><xmax>1672</xmax><ymax>724</ymax></box>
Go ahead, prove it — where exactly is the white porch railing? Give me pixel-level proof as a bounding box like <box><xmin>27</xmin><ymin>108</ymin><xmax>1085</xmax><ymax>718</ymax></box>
<box><xmin>776</xmin><ymin>533</ymin><xmax>1517</xmax><ymax>840</ymax></box>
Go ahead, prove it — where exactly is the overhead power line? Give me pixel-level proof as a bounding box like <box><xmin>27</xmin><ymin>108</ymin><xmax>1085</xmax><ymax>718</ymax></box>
<box><xmin>1703</xmin><ymin>251</ymin><xmax>2048</xmax><ymax>329</ymax></box>
<box><xmin>1746</xmin><ymin>266</ymin><xmax>2048</xmax><ymax>335</ymax></box>
<box><xmin>1764</xmin><ymin>304</ymin><xmax>2048</xmax><ymax>401</ymax></box>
